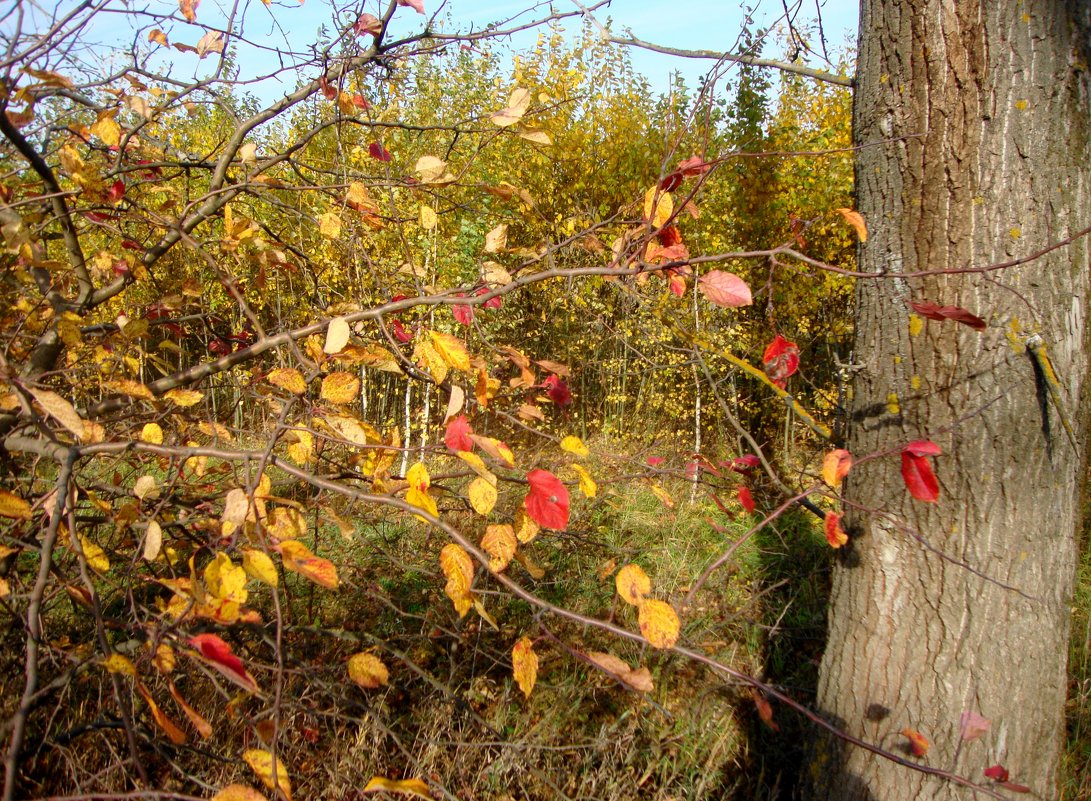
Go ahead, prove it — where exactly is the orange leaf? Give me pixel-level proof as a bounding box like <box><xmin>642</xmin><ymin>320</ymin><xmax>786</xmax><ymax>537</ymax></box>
<box><xmin>136</xmin><ymin>684</ymin><xmax>187</xmax><ymax>744</ymax></box>
<box><xmin>822</xmin><ymin>449</ymin><xmax>853</xmax><ymax>487</ymax></box>
<box><xmin>242</xmin><ymin>749</ymin><xmax>292</xmax><ymax>801</ymax></box>
<box><xmin>347</xmin><ymin>653</ymin><xmax>389</xmax><ymax>689</ymax></box>
<box><xmin>481</xmin><ymin>524</ymin><xmax>516</xmax><ymax>572</ymax></box>
<box><xmin>901</xmin><ymin>727</ymin><xmax>930</xmax><ymax>757</ymax></box>
<box><xmin>278</xmin><ymin>540</ymin><xmax>339</xmax><ymax>589</ymax></box>
<box><xmin>211</xmin><ymin>785</ymin><xmax>268</xmax><ymax>801</ymax></box>
<box><xmin>835</xmin><ymin>207</ymin><xmax>868</xmax><ymax>242</ymax></box>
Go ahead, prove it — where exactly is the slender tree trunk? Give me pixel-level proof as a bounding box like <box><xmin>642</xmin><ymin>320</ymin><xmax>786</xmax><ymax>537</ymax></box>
<box><xmin>813</xmin><ymin>2</ymin><xmax>1091</xmax><ymax>799</ymax></box>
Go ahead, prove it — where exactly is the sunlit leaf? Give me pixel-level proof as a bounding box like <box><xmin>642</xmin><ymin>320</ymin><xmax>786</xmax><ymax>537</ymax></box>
<box><xmin>164</xmin><ymin>388</ymin><xmax>204</xmax><ymax>407</ymax></box>
<box><xmin>822</xmin><ymin>449</ymin><xmax>853</xmax><ymax>488</ymax></box>
<box><xmin>586</xmin><ymin>651</ymin><xmax>654</xmax><ymax>692</ymax></box>
<box><xmin>901</xmin><ymin>727</ymin><xmax>929</xmax><ymax>757</ymax></box>
<box><xmin>571</xmin><ymin>463</ymin><xmax>597</xmax><ymax>498</ymax></box>
<box><xmin>242</xmin><ymin>749</ymin><xmax>292</xmax><ymax>801</ymax></box>
<box><xmin>211</xmin><ymin>785</ymin><xmax>267</xmax><ymax>801</ymax></box>
<box><xmin>699</xmin><ymin>271</ymin><xmax>753</xmax><ymax>308</ymax></box>
<box><xmin>835</xmin><ymin>207</ymin><xmax>868</xmax><ymax>242</ymax></box>
<box><xmin>638</xmin><ymin>599</ymin><xmax>680</xmax><ymax>649</ymax></box>
<box><xmin>242</xmin><ymin>548</ymin><xmax>278</xmax><ymax>587</ymax></box>
<box><xmin>405</xmin><ymin>462</ymin><xmax>438</xmax><ymax>518</ymax></box>
<box><xmin>348</xmin><ymin>652</ymin><xmax>389</xmax><ymax>689</ymax></box>
<box><xmin>317</xmin><ymin>211</ymin><xmax>341</xmax><ymax>239</ymax></box>
<box><xmin>320</xmin><ymin>372</ymin><xmax>361</xmax><ymax>405</ymax></box>
<box><xmin>428</xmin><ymin>330</ymin><xmax>470</xmax><ymax>371</ymax></box>
<box><xmin>481</xmin><ymin>524</ymin><xmax>516</xmax><ymax>571</ymax></box>
<box><xmin>490</xmin><ymin>88</ymin><xmax>531</xmax><ymax>127</ymax></box>
<box><xmin>484</xmin><ymin>223</ymin><xmax>508</xmax><ymax>252</ymax></box>
<box><xmin>143</xmin><ymin>520</ymin><xmax>162</xmax><ymax>561</ymax></box>
<box><xmin>513</xmin><ymin>507</ymin><xmax>540</xmax><ymax>545</ymax></box>
<box><xmin>511</xmin><ymin>636</ymin><xmax>538</xmax><ymax>698</ymax></box>
<box><xmin>901</xmin><ymin>440</ymin><xmax>941</xmax><ymax>502</ymax></box>
<box><xmin>324</xmin><ymin>317</ymin><xmax>351</xmax><ymax>354</ymax></box>
<box><xmin>79</xmin><ymin>535</ymin><xmax>110</xmax><ymax>573</ymax></box>
<box><xmin>824</xmin><ymin>511</ymin><xmax>848</xmax><ymax>548</ymax></box>
<box><xmin>362</xmin><ymin>777</ymin><xmax>432</xmax><ymax>799</ymax></box>
<box><xmin>267</xmin><ymin>368</ymin><xmax>307</xmax><ymax>395</ymax></box>
<box><xmin>28</xmin><ymin>387</ymin><xmax>85</xmax><ymax>439</ymax></box>
<box><xmin>615</xmin><ymin>564</ymin><xmax>651</xmax><ymax>606</ymax></box>
<box><xmin>643</xmin><ymin>186</ymin><xmax>673</xmax><ymax>228</ymax></box>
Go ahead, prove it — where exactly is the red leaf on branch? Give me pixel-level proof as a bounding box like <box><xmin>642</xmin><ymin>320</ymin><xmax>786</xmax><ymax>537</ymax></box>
<box><xmin>353</xmin><ymin>13</ymin><xmax>381</xmax><ymax>36</ymax></box>
<box><xmin>542</xmin><ymin>375</ymin><xmax>572</xmax><ymax>407</ymax></box>
<box><xmin>677</xmin><ymin>155</ymin><xmax>710</xmax><ymax>176</ymax></box>
<box><xmin>901</xmin><ymin>440</ymin><xmax>941</xmax><ymax>502</ymax></box>
<box><xmin>108</xmin><ymin>180</ymin><xmax>126</xmax><ymax>202</ymax></box>
<box><xmin>984</xmin><ymin>765</ymin><xmax>1010</xmax><ymax>782</ymax></box>
<box><xmin>646</xmin><ymin>456</ymin><xmax>665</xmax><ymax>467</ymax></box>
<box><xmin>524</xmin><ymin>469</ymin><xmax>569</xmax><ymax>530</ymax></box>
<box><xmin>444</xmin><ymin>415</ymin><xmax>474</xmax><ymax>452</ymax></box>
<box><xmin>368</xmin><ymin>141</ymin><xmax>391</xmax><ymax>161</ymax></box>
<box><xmin>699</xmin><ymin>271</ymin><xmax>752</xmax><ymax>308</ymax></box>
<box><xmin>738</xmin><ymin>487</ymin><xmax>755</xmax><ymax>513</ymax></box>
<box><xmin>762</xmin><ymin>335</ymin><xmax>800</xmax><ymax>389</ymax></box>
<box><xmin>318</xmin><ymin>76</ymin><xmax>337</xmax><ymax>100</ymax></box>
<box><xmin>657</xmin><ymin>225</ymin><xmax>682</xmax><ymax>247</ymax></box>
<box><xmin>901</xmin><ymin>727</ymin><xmax>929</xmax><ymax>757</ymax></box>
<box><xmin>189</xmin><ymin>633</ymin><xmax>258</xmax><ymax>692</ymax></box>
<box><xmin>390</xmin><ymin>319</ymin><xmax>412</xmax><ymax>343</ymax></box>
<box><xmin>451</xmin><ymin>294</ymin><xmax>473</xmax><ymax>326</ymax></box>
<box><xmin>910</xmin><ymin>300</ymin><xmax>987</xmax><ymax>331</ymax></box>
<box><xmin>475</xmin><ymin>286</ymin><xmax>502</xmax><ymax>309</ymax></box>
<box><xmin>725</xmin><ymin>454</ymin><xmax>760</xmax><ymax>473</ymax></box>
<box><xmin>751</xmin><ymin>689</ymin><xmax>779</xmax><ymax>731</ymax></box>
<box><xmin>824</xmin><ymin>511</ymin><xmax>848</xmax><ymax>548</ymax></box>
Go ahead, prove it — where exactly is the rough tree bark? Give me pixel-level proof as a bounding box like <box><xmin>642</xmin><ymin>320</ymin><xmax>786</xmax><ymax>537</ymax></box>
<box><xmin>813</xmin><ymin>1</ymin><xmax>1090</xmax><ymax>799</ymax></box>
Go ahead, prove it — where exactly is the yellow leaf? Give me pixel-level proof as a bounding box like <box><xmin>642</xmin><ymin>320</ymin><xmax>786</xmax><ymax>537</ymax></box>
<box><xmin>152</xmin><ymin>643</ymin><xmax>176</xmax><ymax>674</ymax></box>
<box><xmin>0</xmin><ymin>490</ymin><xmax>31</xmax><ymax>520</ymax></box>
<box><xmin>419</xmin><ymin>204</ymin><xmax>437</xmax><ymax>230</ymax></box>
<box><xmin>242</xmin><ymin>548</ymin><xmax>278</xmax><ymax>587</ymax></box>
<box><xmin>27</xmin><ymin>387</ymin><xmax>85</xmax><ymax>439</ymax></box>
<box><xmin>211</xmin><ymin>784</ymin><xmax>268</xmax><ymax>801</ymax></box>
<box><xmin>163</xmin><ymin>388</ymin><xmax>204</xmax><ymax>407</ymax></box>
<box><xmin>405</xmin><ymin>462</ymin><xmax>438</xmax><ymax>518</ymax></box>
<box><xmin>822</xmin><ymin>449</ymin><xmax>853</xmax><ymax>488</ymax></box>
<box><xmin>468</xmin><ymin>477</ymin><xmax>498</xmax><ymax>516</ymax></box>
<box><xmin>835</xmin><ymin>207</ymin><xmax>868</xmax><ymax>242</ymax></box>
<box><xmin>103</xmin><ymin>653</ymin><xmax>136</xmax><ymax>676</ymax></box>
<box><xmin>481</xmin><ymin>524</ymin><xmax>516</xmax><ymax>572</ymax></box>
<box><xmin>615</xmin><ymin>564</ymin><xmax>651</xmax><ymax>606</ymax></box>
<box><xmin>267</xmin><ymin>368</ymin><xmax>307</xmax><ymax>395</ymax></box>
<box><xmin>643</xmin><ymin>186</ymin><xmax>673</xmax><ymax>228</ymax></box>
<box><xmin>456</xmin><ymin>451</ymin><xmax>495</xmax><ymax>483</ymax></box>
<box><xmin>571</xmin><ymin>463</ymin><xmax>597</xmax><ymax>499</ymax></box>
<box><xmin>204</xmin><ymin>552</ymin><xmax>248</xmax><ymax>604</ymax></box>
<box><xmin>513</xmin><ymin>507</ymin><xmax>539</xmax><ymax>544</ymax></box>
<box><xmin>242</xmin><ymin>749</ymin><xmax>292</xmax><ymax>801</ymax></box>
<box><xmin>638</xmin><ymin>599</ymin><xmax>680</xmax><ymax>649</ymax></box>
<box><xmin>320</xmin><ymin>372</ymin><xmax>361</xmax><ymax>405</ymax></box>
<box><xmin>347</xmin><ymin>652</ymin><xmax>389</xmax><ymax>689</ymax></box>
<box><xmin>103</xmin><ymin>379</ymin><xmax>154</xmax><ymax>400</ymax></box>
<box><xmin>317</xmin><ymin>211</ymin><xmax>341</xmax><ymax>239</ymax></box>
<box><xmin>414</xmin><ymin>155</ymin><xmax>454</xmax><ymax>185</ymax></box>
<box><xmin>286</xmin><ymin>429</ymin><xmax>313</xmax><ymax>465</ymax></box>
<box><xmin>148</xmin><ymin>28</ymin><xmax>170</xmax><ymax>45</ymax></box>
<box><xmin>412</xmin><ymin>339</ymin><xmax>448</xmax><ymax>385</ymax></box>
<box><xmin>79</xmin><ymin>535</ymin><xmax>110</xmax><ymax>573</ymax></box>
<box><xmin>428</xmin><ymin>330</ymin><xmax>470</xmax><ymax>372</ymax></box>
<box><xmin>511</xmin><ymin>636</ymin><xmax>538</xmax><ymax>698</ymax></box>
<box><xmin>140</xmin><ymin>422</ymin><xmax>163</xmax><ymax>444</ymax></box>
<box><xmin>278</xmin><ymin>540</ymin><xmax>339</xmax><ymax>589</ymax></box>
<box><xmin>559</xmin><ymin>435</ymin><xmax>589</xmax><ymax>457</ymax></box>
<box><xmin>90</xmin><ymin>112</ymin><xmax>121</xmax><ymax>148</ymax></box>
<box><xmin>324</xmin><ymin>317</ymin><xmax>351</xmax><ymax>354</ymax></box>
<box><xmin>221</xmin><ymin>488</ymin><xmax>250</xmax><ymax>533</ymax></box>
<box><xmin>484</xmin><ymin>223</ymin><xmax>508</xmax><ymax>253</ymax></box>
<box><xmin>648</xmin><ymin>482</ymin><xmax>674</xmax><ymax>509</ymax></box>
<box><xmin>362</xmin><ymin>777</ymin><xmax>433</xmax><ymax>799</ymax></box>
<box><xmin>470</xmin><ymin>434</ymin><xmax>515</xmax><ymax>468</ymax></box>
<box><xmin>439</xmin><ymin>543</ymin><xmax>474</xmax><ymax>618</ymax></box>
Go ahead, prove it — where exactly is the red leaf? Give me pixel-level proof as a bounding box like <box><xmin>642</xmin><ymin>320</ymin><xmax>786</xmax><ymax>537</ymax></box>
<box><xmin>444</xmin><ymin>415</ymin><xmax>474</xmax><ymax>452</ymax></box>
<box><xmin>542</xmin><ymin>375</ymin><xmax>572</xmax><ymax>407</ymax></box>
<box><xmin>910</xmin><ymin>300</ymin><xmax>987</xmax><ymax>331</ymax></box>
<box><xmin>658</xmin><ymin>172</ymin><xmax>683</xmax><ymax>192</ymax></box>
<box><xmin>646</xmin><ymin>456</ymin><xmax>665</xmax><ymax>467</ymax></box>
<box><xmin>524</xmin><ymin>469</ymin><xmax>569</xmax><ymax>530</ymax></box>
<box><xmin>762</xmin><ymin>335</ymin><xmax>800</xmax><ymax>389</ymax></box>
<box><xmin>901</xmin><ymin>440</ymin><xmax>941</xmax><ymax>502</ymax></box>
<box><xmin>824</xmin><ymin>511</ymin><xmax>848</xmax><ymax>548</ymax></box>
<box><xmin>699</xmin><ymin>271</ymin><xmax>752</xmax><ymax>308</ymax></box>
<box><xmin>396</xmin><ymin>0</ymin><xmax>425</xmax><ymax>13</ymax></box>
<box><xmin>452</xmin><ymin>297</ymin><xmax>473</xmax><ymax>326</ymax></box>
<box><xmin>318</xmin><ymin>76</ymin><xmax>337</xmax><ymax>100</ymax></box>
<box><xmin>904</xmin><ymin>439</ymin><xmax>942</xmax><ymax>457</ymax></box>
<box><xmin>475</xmin><ymin>286</ymin><xmax>502</xmax><ymax>309</ymax></box>
<box><xmin>677</xmin><ymin>155</ymin><xmax>711</xmax><ymax>176</ymax></box>
<box><xmin>998</xmin><ymin>783</ymin><xmax>1031</xmax><ymax>794</ymax></box>
<box><xmin>108</xmin><ymin>180</ymin><xmax>126</xmax><ymax>202</ymax></box>
<box><xmin>657</xmin><ymin>225</ymin><xmax>682</xmax><ymax>247</ymax></box>
<box><xmin>668</xmin><ymin>273</ymin><xmax>687</xmax><ymax>297</ymax></box>
<box><xmin>368</xmin><ymin>141</ymin><xmax>391</xmax><ymax>161</ymax></box>
<box><xmin>391</xmin><ymin>319</ymin><xmax>412</xmax><ymax>343</ymax></box>
<box><xmin>738</xmin><ymin>486</ymin><xmax>755</xmax><ymax>513</ymax></box>
<box><xmin>189</xmin><ymin>633</ymin><xmax>258</xmax><ymax>692</ymax></box>
<box><xmin>751</xmin><ymin>689</ymin><xmax>779</xmax><ymax>731</ymax></box>
<box><xmin>984</xmin><ymin>765</ymin><xmax>1010</xmax><ymax>782</ymax></box>
<box><xmin>725</xmin><ymin>454</ymin><xmax>760</xmax><ymax>473</ymax></box>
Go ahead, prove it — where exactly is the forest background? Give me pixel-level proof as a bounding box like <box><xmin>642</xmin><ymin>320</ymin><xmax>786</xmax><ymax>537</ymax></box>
<box><xmin>0</xmin><ymin>0</ymin><xmax>1087</xmax><ymax>800</ymax></box>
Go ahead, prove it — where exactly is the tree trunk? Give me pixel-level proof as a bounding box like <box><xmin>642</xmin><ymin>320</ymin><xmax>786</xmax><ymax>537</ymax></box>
<box><xmin>813</xmin><ymin>2</ymin><xmax>1091</xmax><ymax>799</ymax></box>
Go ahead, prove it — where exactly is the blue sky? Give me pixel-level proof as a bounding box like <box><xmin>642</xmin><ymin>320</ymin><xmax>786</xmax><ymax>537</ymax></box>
<box><xmin>59</xmin><ymin>0</ymin><xmax>858</xmax><ymax>100</ymax></box>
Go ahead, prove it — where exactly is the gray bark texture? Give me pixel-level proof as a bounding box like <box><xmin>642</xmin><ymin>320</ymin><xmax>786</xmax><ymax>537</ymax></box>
<box><xmin>811</xmin><ymin>1</ymin><xmax>1091</xmax><ymax>799</ymax></box>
